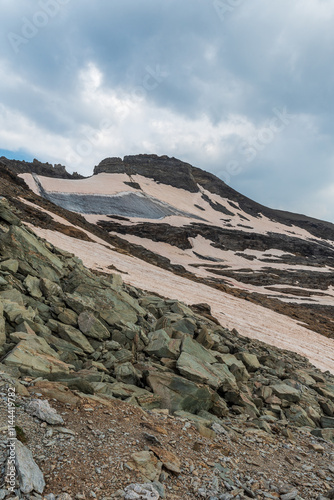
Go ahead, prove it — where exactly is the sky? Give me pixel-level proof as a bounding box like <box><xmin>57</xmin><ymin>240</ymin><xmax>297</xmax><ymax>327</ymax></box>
<box><xmin>1</xmin><ymin>0</ymin><xmax>334</xmax><ymax>222</ymax></box>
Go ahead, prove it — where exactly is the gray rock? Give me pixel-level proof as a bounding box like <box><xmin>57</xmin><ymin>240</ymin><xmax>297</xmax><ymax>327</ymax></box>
<box><xmin>78</xmin><ymin>311</ymin><xmax>110</xmax><ymax>340</ymax></box>
<box><xmin>145</xmin><ymin>329</ymin><xmax>180</xmax><ymax>359</ymax></box>
<box><xmin>124</xmin><ymin>483</ymin><xmax>160</xmax><ymax>499</ymax></box>
<box><xmin>236</xmin><ymin>352</ymin><xmax>260</xmax><ymax>372</ymax></box>
<box><xmin>58</xmin><ymin>324</ymin><xmax>94</xmax><ymax>354</ymax></box>
<box><xmin>15</xmin><ymin>440</ymin><xmax>45</xmax><ymax>494</ymax></box>
<box><xmin>0</xmin><ymin>259</ymin><xmax>19</xmax><ymax>273</ymax></box>
<box><xmin>25</xmin><ymin>399</ymin><xmax>64</xmax><ymax>425</ymax></box>
<box><xmin>320</xmin><ymin>416</ymin><xmax>334</xmax><ymax>428</ymax></box>
<box><xmin>271</xmin><ymin>383</ymin><xmax>301</xmax><ymax>403</ymax></box>
<box><xmin>115</xmin><ymin>362</ymin><xmax>140</xmax><ymax>385</ymax></box>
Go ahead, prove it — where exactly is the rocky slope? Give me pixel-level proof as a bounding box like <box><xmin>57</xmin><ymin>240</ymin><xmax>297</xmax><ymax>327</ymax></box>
<box><xmin>0</xmin><ymin>197</ymin><xmax>334</xmax><ymax>499</ymax></box>
<box><xmin>14</xmin><ymin>154</ymin><xmax>334</xmax><ymax>342</ymax></box>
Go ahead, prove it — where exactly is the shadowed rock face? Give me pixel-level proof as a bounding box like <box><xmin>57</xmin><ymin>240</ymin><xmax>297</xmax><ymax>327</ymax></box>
<box><xmin>93</xmin><ymin>154</ymin><xmax>199</xmax><ymax>193</ymax></box>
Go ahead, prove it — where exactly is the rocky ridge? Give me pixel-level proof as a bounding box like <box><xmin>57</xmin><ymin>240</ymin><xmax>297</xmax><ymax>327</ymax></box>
<box><xmin>0</xmin><ymin>198</ymin><xmax>334</xmax><ymax>499</ymax></box>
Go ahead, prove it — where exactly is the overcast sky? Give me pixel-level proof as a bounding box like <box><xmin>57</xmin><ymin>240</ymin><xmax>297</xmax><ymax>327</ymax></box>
<box><xmin>1</xmin><ymin>0</ymin><xmax>334</xmax><ymax>221</ymax></box>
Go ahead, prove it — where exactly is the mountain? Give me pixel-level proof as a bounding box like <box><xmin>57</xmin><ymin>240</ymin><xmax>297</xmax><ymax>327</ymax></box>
<box><xmin>3</xmin><ymin>154</ymin><xmax>334</xmax><ymax>365</ymax></box>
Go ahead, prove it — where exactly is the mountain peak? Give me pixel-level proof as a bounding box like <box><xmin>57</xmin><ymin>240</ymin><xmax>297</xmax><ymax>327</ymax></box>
<box><xmin>93</xmin><ymin>154</ymin><xmax>199</xmax><ymax>192</ymax></box>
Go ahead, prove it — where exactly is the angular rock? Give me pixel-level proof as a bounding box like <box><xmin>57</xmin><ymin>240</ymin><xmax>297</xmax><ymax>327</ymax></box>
<box><xmin>124</xmin><ymin>483</ymin><xmax>160</xmax><ymax>500</ymax></box>
<box><xmin>24</xmin><ymin>275</ymin><xmax>43</xmax><ymax>299</ymax></box>
<box><xmin>3</xmin><ymin>336</ymin><xmax>73</xmax><ymax>377</ymax></box>
<box><xmin>181</xmin><ymin>335</ymin><xmax>217</xmax><ymax>364</ymax></box>
<box><xmin>236</xmin><ymin>352</ymin><xmax>260</xmax><ymax>372</ymax></box>
<box><xmin>25</xmin><ymin>399</ymin><xmax>64</xmax><ymax>425</ymax></box>
<box><xmin>15</xmin><ymin>439</ymin><xmax>46</xmax><ymax>494</ymax></box>
<box><xmin>145</xmin><ymin>329</ymin><xmax>181</xmax><ymax>359</ymax></box>
<box><xmin>40</xmin><ymin>278</ymin><xmax>63</xmax><ymax>298</ymax></box>
<box><xmin>127</xmin><ymin>451</ymin><xmax>162</xmax><ymax>482</ymax></box>
<box><xmin>320</xmin><ymin>416</ymin><xmax>334</xmax><ymax>428</ymax></box>
<box><xmin>176</xmin><ymin>352</ymin><xmax>237</xmax><ymax>391</ymax></box>
<box><xmin>78</xmin><ymin>311</ymin><xmax>110</xmax><ymax>340</ymax></box>
<box><xmin>285</xmin><ymin>405</ymin><xmax>316</xmax><ymax>428</ymax></box>
<box><xmin>115</xmin><ymin>362</ymin><xmax>140</xmax><ymax>385</ymax></box>
<box><xmin>58</xmin><ymin>324</ymin><xmax>94</xmax><ymax>354</ymax></box>
<box><xmin>271</xmin><ymin>383</ymin><xmax>301</xmax><ymax>403</ymax></box>
<box><xmin>147</xmin><ymin>371</ymin><xmax>215</xmax><ymax>414</ymax></box>
<box><xmin>0</xmin><ymin>259</ymin><xmax>19</xmax><ymax>273</ymax></box>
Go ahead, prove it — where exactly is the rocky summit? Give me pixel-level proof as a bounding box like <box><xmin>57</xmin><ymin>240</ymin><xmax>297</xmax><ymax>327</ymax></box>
<box><xmin>0</xmin><ymin>156</ymin><xmax>334</xmax><ymax>499</ymax></box>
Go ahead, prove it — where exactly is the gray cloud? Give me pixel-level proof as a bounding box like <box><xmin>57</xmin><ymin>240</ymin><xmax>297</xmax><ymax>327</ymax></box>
<box><xmin>1</xmin><ymin>0</ymin><xmax>334</xmax><ymax>220</ymax></box>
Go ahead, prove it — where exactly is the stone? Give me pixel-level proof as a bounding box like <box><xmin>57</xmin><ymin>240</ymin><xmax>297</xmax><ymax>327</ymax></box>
<box><xmin>23</xmin><ymin>274</ymin><xmax>43</xmax><ymax>299</ymax></box>
<box><xmin>2</xmin><ymin>300</ymin><xmax>35</xmax><ymax>324</ymax></box>
<box><xmin>14</xmin><ymin>439</ymin><xmax>45</xmax><ymax>494</ymax></box>
<box><xmin>236</xmin><ymin>352</ymin><xmax>260</xmax><ymax>372</ymax></box>
<box><xmin>25</xmin><ymin>399</ymin><xmax>64</xmax><ymax>425</ymax></box>
<box><xmin>127</xmin><ymin>451</ymin><xmax>162</xmax><ymax>482</ymax></box>
<box><xmin>271</xmin><ymin>383</ymin><xmax>301</xmax><ymax>403</ymax></box>
<box><xmin>27</xmin><ymin>381</ymin><xmax>80</xmax><ymax>405</ymax></box>
<box><xmin>148</xmin><ymin>446</ymin><xmax>181</xmax><ymax>474</ymax></box>
<box><xmin>311</xmin><ymin>428</ymin><xmax>334</xmax><ymax>442</ymax></box>
<box><xmin>78</xmin><ymin>311</ymin><xmax>110</xmax><ymax>340</ymax></box>
<box><xmin>58</xmin><ymin>308</ymin><xmax>78</xmax><ymax>326</ymax></box>
<box><xmin>3</xmin><ymin>335</ymin><xmax>73</xmax><ymax>376</ymax></box>
<box><xmin>147</xmin><ymin>371</ymin><xmax>215</xmax><ymax>414</ymax></box>
<box><xmin>115</xmin><ymin>362</ymin><xmax>140</xmax><ymax>385</ymax></box>
<box><xmin>0</xmin><ymin>259</ymin><xmax>19</xmax><ymax>273</ymax></box>
<box><xmin>196</xmin><ymin>327</ymin><xmax>215</xmax><ymax>349</ymax></box>
<box><xmin>40</xmin><ymin>278</ymin><xmax>63</xmax><ymax>298</ymax></box>
<box><xmin>145</xmin><ymin>329</ymin><xmax>181</xmax><ymax>359</ymax></box>
<box><xmin>285</xmin><ymin>405</ymin><xmax>316</xmax><ymax>428</ymax></box>
<box><xmin>176</xmin><ymin>352</ymin><xmax>237</xmax><ymax>391</ymax></box>
<box><xmin>181</xmin><ymin>335</ymin><xmax>217</xmax><ymax>364</ymax></box>
<box><xmin>124</xmin><ymin>483</ymin><xmax>160</xmax><ymax>500</ymax></box>
<box><xmin>320</xmin><ymin>416</ymin><xmax>334</xmax><ymax>428</ymax></box>
<box><xmin>58</xmin><ymin>324</ymin><xmax>94</xmax><ymax>354</ymax></box>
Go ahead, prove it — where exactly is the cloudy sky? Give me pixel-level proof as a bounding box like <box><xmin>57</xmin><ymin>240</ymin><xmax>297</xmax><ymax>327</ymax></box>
<box><xmin>1</xmin><ymin>1</ymin><xmax>334</xmax><ymax>221</ymax></box>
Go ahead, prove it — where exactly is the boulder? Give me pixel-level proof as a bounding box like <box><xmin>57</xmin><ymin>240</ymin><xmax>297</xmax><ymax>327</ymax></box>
<box><xmin>320</xmin><ymin>416</ymin><xmax>334</xmax><ymax>428</ymax></box>
<box><xmin>271</xmin><ymin>383</ymin><xmax>301</xmax><ymax>403</ymax></box>
<box><xmin>78</xmin><ymin>311</ymin><xmax>110</xmax><ymax>340</ymax></box>
<box><xmin>24</xmin><ymin>275</ymin><xmax>43</xmax><ymax>299</ymax></box>
<box><xmin>236</xmin><ymin>352</ymin><xmax>260</xmax><ymax>372</ymax></box>
<box><xmin>0</xmin><ymin>259</ymin><xmax>19</xmax><ymax>273</ymax></box>
<box><xmin>127</xmin><ymin>451</ymin><xmax>162</xmax><ymax>482</ymax></box>
<box><xmin>58</xmin><ymin>324</ymin><xmax>94</xmax><ymax>354</ymax></box>
<box><xmin>147</xmin><ymin>371</ymin><xmax>215</xmax><ymax>414</ymax></box>
<box><xmin>176</xmin><ymin>352</ymin><xmax>237</xmax><ymax>391</ymax></box>
<box><xmin>25</xmin><ymin>399</ymin><xmax>64</xmax><ymax>425</ymax></box>
<box><xmin>40</xmin><ymin>278</ymin><xmax>63</xmax><ymax>298</ymax></box>
<box><xmin>115</xmin><ymin>362</ymin><xmax>140</xmax><ymax>385</ymax></box>
<box><xmin>14</xmin><ymin>440</ymin><xmax>45</xmax><ymax>494</ymax></box>
<box><xmin>3</xmin><ymin>334</ymin><xmax>73</xmax><ymax>376</ymax></box>
<box><xmin>285</xmin><ymin>405</ymin><xmax>316</xmax><ymax>428</ymax></box>
<box><xmin>145</xmin><ymin>329</ymin><xmax>181</xmax><ymax>359</ymax></box>
<box><xmin>181</xmin><ymin>335</ymin><xmax>216</xmax><ymax>364</ymax></box>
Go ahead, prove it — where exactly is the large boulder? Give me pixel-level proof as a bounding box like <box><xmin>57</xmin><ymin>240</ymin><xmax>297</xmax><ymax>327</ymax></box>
<box><xmin>145</xmin><ymin>329</ymin><xmax>181</xmax><ymax>359</ymax></box>
<box><xmin>14</xmin><ymin>440</ymin><xmax>46</xmax><ymax>494</ymax></box>
<box><xmin>181</xmin><ymin>335</ymin><xmax>217</xmax><ymax>364</ymax></box>
<box><xmin>57</xmin><ymin>324</ymin><xmax>94</xmax><ymax>354</ymax></box>
<box><xmin>271</xmin><ymin>383</ymin><xmax>301</xmax><ymax>403</ymax></box>
<box><xmin>3</xmin><ymin>334</ymin><xmax>73</xmax><ymax>377</ymax></box>
<box><xmin>78</xmin><ymin>311</ymin><xmax>110</xmax><ymax>340</ymax></box>
<box><xmin>147</xmin><ymin>371</ymin><xmax>215</xmax><ymax>414</ymax></box>
<box><xmin>176</xmin><ymin>353</ymin><xmax>237</xmax><ymax>391</ymax></box>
